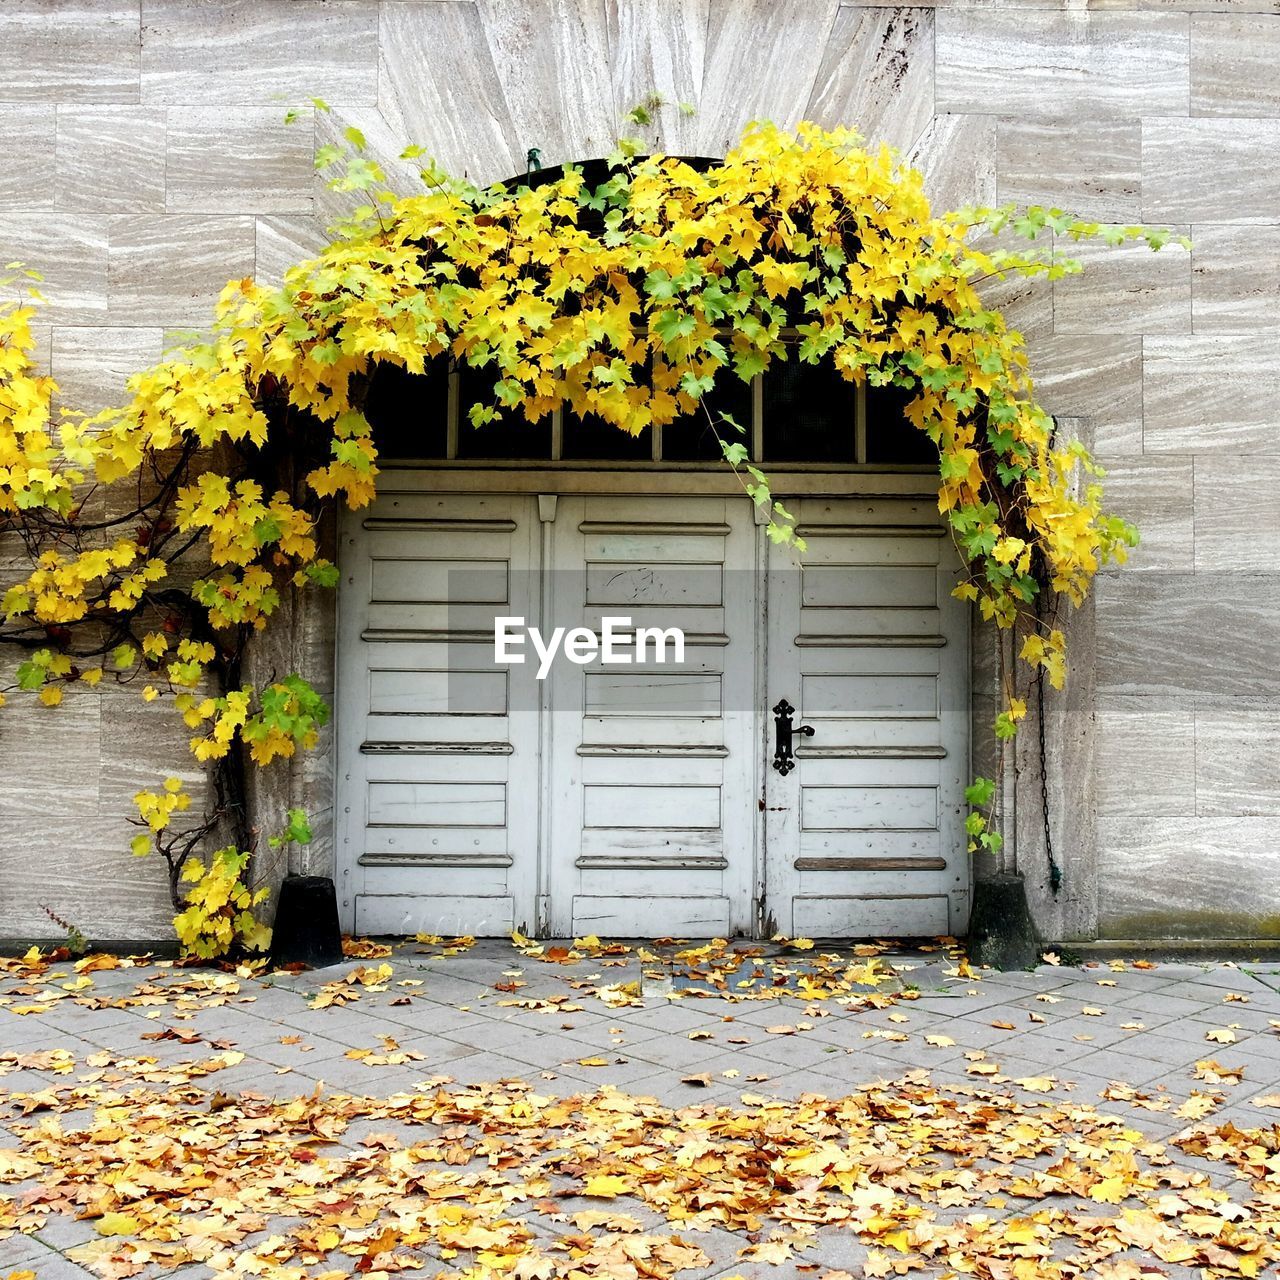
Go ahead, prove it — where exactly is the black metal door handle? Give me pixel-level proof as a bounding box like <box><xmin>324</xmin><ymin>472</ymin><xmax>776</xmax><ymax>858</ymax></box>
<box><xmin>772</xmin><ymin>699</ymin><xmax>814</xmax><ymax>775</ymax></box>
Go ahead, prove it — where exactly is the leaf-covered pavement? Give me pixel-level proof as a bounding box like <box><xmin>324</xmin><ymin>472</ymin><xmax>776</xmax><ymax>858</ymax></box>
<box><xmin>1</xmin><ymin>939</ymin><xmax>1278</xmax><ymax>1280</ymax></box>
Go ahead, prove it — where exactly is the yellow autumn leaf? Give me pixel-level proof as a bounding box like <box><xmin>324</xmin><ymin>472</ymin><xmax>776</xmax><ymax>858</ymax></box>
<box><xmin>1089</xmin><ymin>1177</ymin><xmax>1128</xmax><ymax>1204</ymax></box>
<box><xmin>96</xmin><ymin>1211</ymin><xmax>141</xmax><ymax>1236</ymax></box>
<box><xmin>582</xmin><ymin>1174</ymin><xmax>629</xmax><ymax>1198</ymax></box>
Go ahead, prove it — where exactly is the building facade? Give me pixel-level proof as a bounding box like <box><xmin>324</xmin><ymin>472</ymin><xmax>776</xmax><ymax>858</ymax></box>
<box><xmin>1</xmin><ymin>0</ymin><xmax>1276</xmax><ymax>945</ymax></box>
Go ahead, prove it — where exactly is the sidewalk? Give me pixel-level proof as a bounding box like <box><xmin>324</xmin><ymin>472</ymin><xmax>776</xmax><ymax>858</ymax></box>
<box><xmin>1</xmin><ymin>938</ymin><xmax>1278</xmax><ymax>1279</ymax></box>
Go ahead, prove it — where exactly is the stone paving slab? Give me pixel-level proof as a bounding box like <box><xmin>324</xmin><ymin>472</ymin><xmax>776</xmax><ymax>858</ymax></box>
<box><xmin>1</xmin><ymin>939</ymin><xmax>1278</xmax><ymax>1278</ymax></box>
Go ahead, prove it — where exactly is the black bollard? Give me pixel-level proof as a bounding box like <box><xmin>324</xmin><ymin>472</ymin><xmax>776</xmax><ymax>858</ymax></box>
<box><xmin>268</xmin><ymin>875</ymin><xmax>345</xmax><ymax>969</ymax></box>
<box><xmin>966</xmin><ymin>871</ymin><xmax>1040</xmax><ymax>970</ymax></box>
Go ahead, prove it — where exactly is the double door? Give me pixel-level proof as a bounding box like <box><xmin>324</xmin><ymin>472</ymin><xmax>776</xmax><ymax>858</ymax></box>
<box><xmin>336</xmin><ymin>482</ymin><xmax>969</xmax><ymax>937</ymax></box>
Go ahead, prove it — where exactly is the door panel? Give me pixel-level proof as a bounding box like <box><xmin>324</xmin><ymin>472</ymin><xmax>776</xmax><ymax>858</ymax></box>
<box><xmin>545</xmin><ymin>495</ymin><xmax>761</xmax><ymax>937</ymax></box>
<box><xmin>336</xmin><ymin>491</ymin><xmax>542</xmax><ymax>935</ymax></box>
<box><xmin>763</xmin><ymin>496</ymin><xmax>970</xmax><ymax>938</ymax></box>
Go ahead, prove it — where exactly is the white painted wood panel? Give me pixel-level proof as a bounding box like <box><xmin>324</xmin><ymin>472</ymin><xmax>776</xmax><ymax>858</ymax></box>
<box><xmin>584</xmin><ymin>783</ymin><xmax>722</xmax><ymax>830</ymax></box>
<box><xmin>584</xmin><ymin>670</ymin><xmax>722</xmax><ymax>718</ymax></box>
<box><xmin>336</xmin><ymin>488</ymin><xmax>543</xmax><ymax>934</ymax></box>
<box><xmin>801</xmin><ymin>673</ymin><xmax>939</xmax><ymax>720</ymax></box>
<box><xmin>764</xmin><ymin>496</ymin><xmax>970</xmax><ymax>938</ymax></box>
<box><xmin>802</xmin><ymin>784</ymin><xmax>938</xmax><ymax>832</ymax></box>
<box><xmin>585</xmin><ymin>562</ymin><xmax>724</xmax><ymax>607</ymax></box>
<box><xmin>355</xmin><ymin>894</ymin><xmax>516</xmax><ymax>936</ymax></box>
<box><xmin>367</xmin><ymin>780</ymin><xmax>507</xmax><ymax>829</ymax></box>
<box><xmin>572</xmin><ymin>895</ymin><xmax>732</xmax><ymax>937</ymax></box>
<box><xmin>368</xmin><ymin>668</ymin><xmax>508</xmax><ymax>717</ymax></box>
<box><xmin>802</xmin><ymin>564</ymin><xmax>938</xmax><ymax>609</ymax></box>
<box><xmin>546</xmin><ymin>493</ymin><xmax>760</xmax><ymax>936</ymax></box>
<box><xmin>793</xmin><ymin>895</ymin><xmax>950</xmax><ymax>937</ymax></box>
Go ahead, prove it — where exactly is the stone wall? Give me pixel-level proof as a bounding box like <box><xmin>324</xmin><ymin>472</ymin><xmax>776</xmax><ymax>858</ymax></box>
<box><xmin>0</xmin><ymin>0</ymin><xmax>1275</xmax><ymax>943</ymax></box>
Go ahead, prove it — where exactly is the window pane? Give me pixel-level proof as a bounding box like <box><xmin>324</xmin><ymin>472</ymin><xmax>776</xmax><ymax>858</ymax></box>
<box><xmin>364</xmin><ymin>356</ymin><xmax>449</xmax><ymax>459</ymax></box>
<box><xmin>761</xmin><ymin>360</ymin><xmax>856</xmax><ymax>462</ymax></box>
<box><xmin>864</xmin><ymin>381</ymin><xmax>938</xmax><ymax>466</ymax></box>
<box><xmin>661</xmin><ymin>375</ymin><xmax>754</xmax><ymax>461</ymax></box>
<box><xmin>456</xmin><ymin>365</ymin><xmax>552</xmax><ymax>459</ymax></box>
<box><xmin>562</xmin><ymin>411</ymin><xmax>653</xmax><ymax>460</ymax></box>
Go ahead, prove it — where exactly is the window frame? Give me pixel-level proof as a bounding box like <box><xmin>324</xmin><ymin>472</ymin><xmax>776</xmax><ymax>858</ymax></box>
<box><xmin>369</xmin><ymin>334</ymin><xmax>934</xmax><ymax>472</ymax></box>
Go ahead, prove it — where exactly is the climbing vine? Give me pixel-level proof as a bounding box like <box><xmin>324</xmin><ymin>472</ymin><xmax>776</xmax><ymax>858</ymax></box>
<box><xmin>0</xmin><ymin>117</ymin><xmax>1175</xmax><ymax>954</ymax></box>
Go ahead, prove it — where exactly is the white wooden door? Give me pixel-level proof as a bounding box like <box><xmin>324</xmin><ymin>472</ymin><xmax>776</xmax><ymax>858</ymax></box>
<box><xmin>337</xmin><ymin>484</ymin><xmax>969</xmax><ymax>938</ymax></box>
<box><xmin>336</xmin><ymin>490</ymin><xmax>543</xmax><ymax>934</ymax></box>
<box><xmin>543</xmin><ymin>495</ymin><xmax>761</xmax><ymax>936</ymax></box>
<box><xmin>762</xmin><ymin>496</ymin><xmax>971</xmax><ymax>938</ymax></box>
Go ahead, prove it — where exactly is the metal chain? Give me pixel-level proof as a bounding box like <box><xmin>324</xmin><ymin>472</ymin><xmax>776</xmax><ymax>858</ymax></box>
<box><xmin>1036</xmin><ymin>663</ymin><xmax>1062</xmax><ymax>895</ymax></box>
<box><xmin>1036</xmin><ymin>412</ymin><xmax>1063</xmax><ymax>896</ymax></box>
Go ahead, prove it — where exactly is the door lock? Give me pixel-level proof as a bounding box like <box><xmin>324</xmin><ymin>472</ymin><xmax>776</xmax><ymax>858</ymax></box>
<box><xmin>771</xmin><ymin>699</ymin><xmax>814</xmax><ymax>775</ymax></box>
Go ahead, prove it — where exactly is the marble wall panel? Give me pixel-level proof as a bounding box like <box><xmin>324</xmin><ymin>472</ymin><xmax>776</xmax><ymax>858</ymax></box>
<box><xmin>1097</xmin><ymin>817</ymin><xmax>1280</xmax><ymax>939</ymax></box>
<box><xmin>380</xmin><ymin>0</ymin><xmax>522</xmax><ymax>186</ymax></box>
<box><xmin>696</xmin><ymin>0</ymin><xmax>839</xmax><ymax>155</ymax></box>
<box><xmin>96</xmin><ymin>686</ymin><xmax>210</xmax><ymax>831</ymax></box>
<box><xmin>1143</xmin><ymin>118</ymin><xmax>1280</xmax><ymax>223</ymax></box>
<box><xmin>996</xmin><ymin>118</ymin><xmax>1141</xmax><ymax>223</ymax></box>
<box><xmin>56</xmin><ymin>105</ymin><xmax>165</xmax><ymax>213</ymax></box>
<box><xmin>0</xmin><ymin>813</ymin><xmax>177</xmax><ymax>942</ymax></box>
<box><xmin>1096</xmin><ymin>572</ymin><xmax>1280</xmax><ymax>697</ymax></box>
<box><xmin>1195</xmin><ymin>699</ymin><xmax>1280</xmax><ymax>818</ymax></box>
<box><xmin>1191</xmin><ymin>224</ymin><xmax>1280</xmax><ymax>333</ymax></box>
<box><xmin>909</xmin><ymin>113</ymin><xmax>996</xmax><ymax>212</ymax></box>
<box><xmin>0</xmin><ymin>107</ymin><xmax>56</xmax><ymax>210</ymax></box>
<box><xmin>606</xmin><ymin>0</ymin><xmax>709</xmax><ymax>157</ymax></box>
<box><xmin>1095</xmin><ymin>457</ymin><xmax>1194</xmax><ymax>573</ymax></box>
<box><xmin>0</xmin><ymin>214</ymin><xmax>110</xmax><ymax>321</ymax></box>
<box><xmin>1095</xmin><ymin>694</ymin><xmax>1196</xmax><ymax>818</ymax></box>
<box><xmin>311</xmin><ymin>106</ymin><xmax>433</xmax><ymax>223</ymax></box>
<box><xmin>1190</xmin><ymin>14</ymin><xmax>1280</xmax><ymax>118</ymax></box>
<box><xmin>0</xmin><ymin>676</ymin><xmax>170</xmax><ymax>938</ymax></box>
<box><xmin>0</xmin><ymin>3</ymin><xmax>140</xmax><ymax>104</ymax></box>
<box><xmin>140</xmin><ymin>0</ymin><xmax>379</xmax><ymax>106</ymax></box>
<box><xmin>1053</xmin><ymin>233</ymin><xmax>1191</xmax><ymax>335</ymax></box>
<box><xmin>1193</xmin><ymin>455</ymin><xmax>1280</xmax><ymax>573</ymax></box>
<box><xmin>0</xmin><ymin>675</ymin><xmax>101</xmax><ymax>825</ymax></box>
<box><xmin>166</xmin><ymin>107</ymin><xmax>314</xmax><ymax>214</ymax></box>
<box><xmin>255</xmin><ymin>215</ymin><xmax>328</xmax><ymax>288</ymax></box>
<box><xmin>936</xmin><ymin>11</ymin><xmax>1189</xmax><ymax>118</ymax></box>
<box><xmin>50</xmin><ymin>325</ymin><xmax>164</xmax><ymax>413</ymax></box>
<box><xmin>806</xmin><ymin>7</ymin><xmax>935</xmax><ymax>155</ymax></box>
<box><xmin>107</xmin><ymin>214</ymin><xmax>255</xmax><ymax>326</ymax></box>
<box><xmin>474</xmin><ymin>0</ymin><xmax>617</xmax><ymax>167</ymax></box>
<box><xmin>1143</xmin><ymin>336</ymin><xmax>1280</xmax><ymax>454</ymax></box>
<box><xmin>1023</xmin><ymin>336</ymin><xmax>1144</xmax><ymax>458</ymax></box>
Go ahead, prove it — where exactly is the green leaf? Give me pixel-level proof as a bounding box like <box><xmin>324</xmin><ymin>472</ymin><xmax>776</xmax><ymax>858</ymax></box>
<box><xmin>16</xmin><ymin>661</ymin><xmax>44</xmax><ymax>690</ymax></box>
<box><xmin>253</xmin><ymin>516</ymin><xmax>282</xmax><ymax>546</ymax></box>
<box><xmin>304</xmin><ymin>561</ymin><xmax>340</xmax><ymax>589</ymax></box>
<box><xmin>965</xmin><ymin>776</ymin><xmax>996</xmax><ymax>808</ymax></box>
<box><xmin>281</xmin><ymin>808</ymin><xmax>313</xmax><ymax>846</ymax></box>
